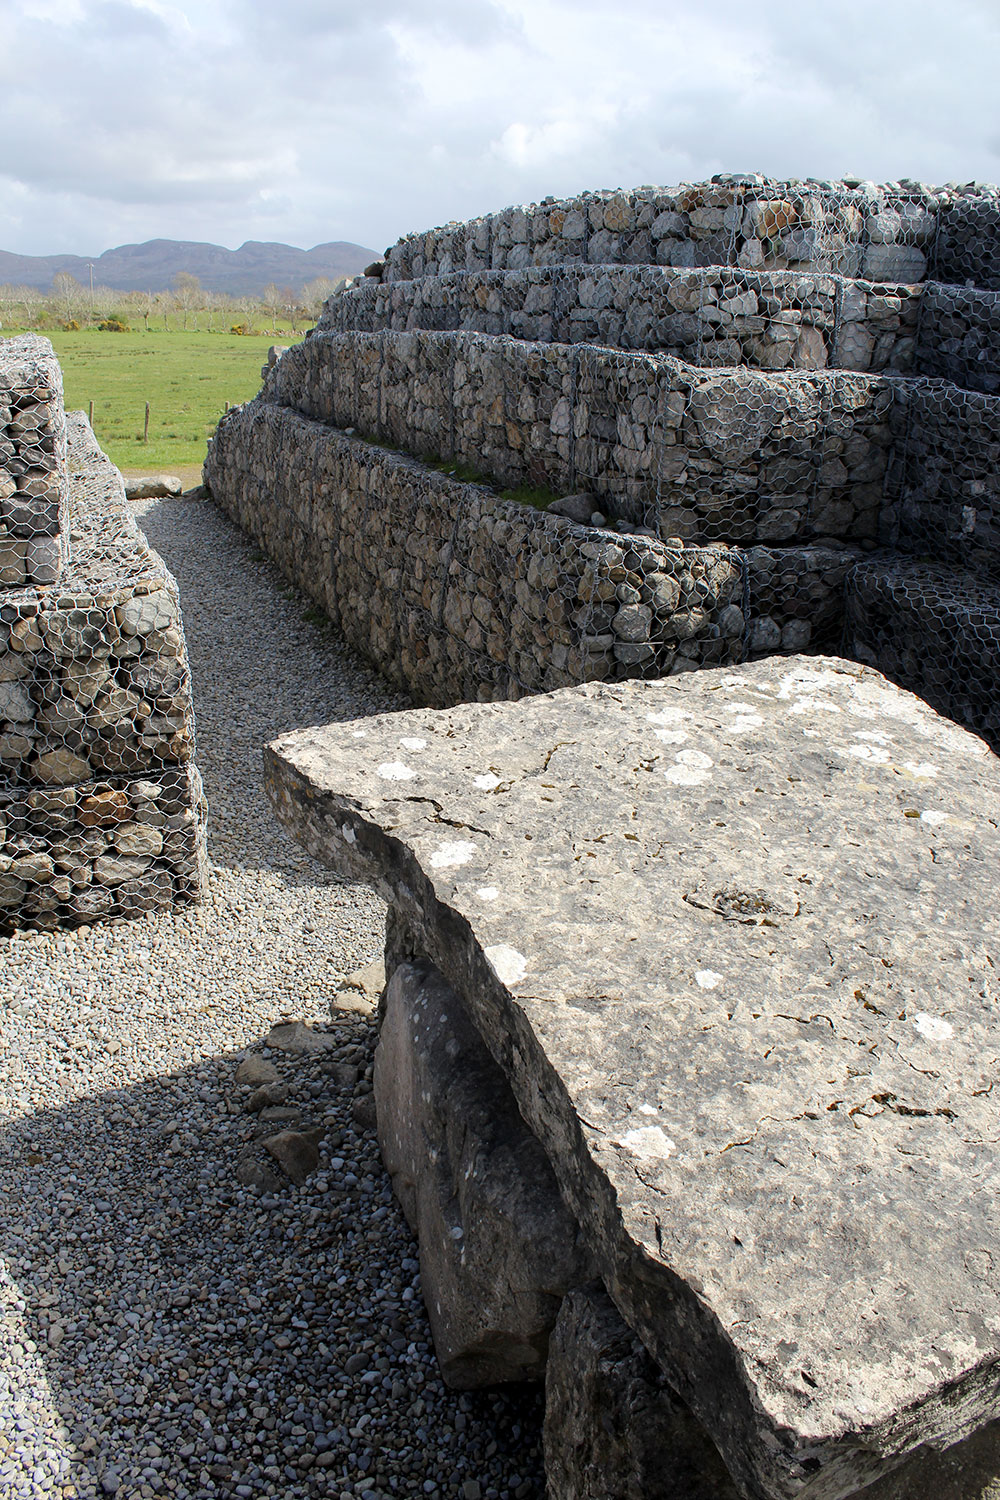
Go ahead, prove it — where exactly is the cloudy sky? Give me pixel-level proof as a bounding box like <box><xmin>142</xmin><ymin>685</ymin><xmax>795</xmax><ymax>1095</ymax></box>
<box><xmin>3</xmin><ymin>0</ymin><xmax>999</xmax><ymax>257</ymax></box>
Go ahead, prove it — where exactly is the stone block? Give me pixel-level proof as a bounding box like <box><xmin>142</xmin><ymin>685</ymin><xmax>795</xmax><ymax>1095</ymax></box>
<box><xmin>545</xmin><ymin>1283</ymin><xmax>1000</xmax><ymax>1500</ymax></box>
<box><xmin>375</xmin><ymin>958</ymin><xmax>594</xmax><ymax>1388</ymax></box>
<box><xmin>266</xmin><ymin>657</ymin><xmax>1000</xmax><ymax>1500</ymax></box>
<box><xmin>544</xmin><ymin>1283</ymin><xmax>737</xmax><ymax>1500</ymax></box>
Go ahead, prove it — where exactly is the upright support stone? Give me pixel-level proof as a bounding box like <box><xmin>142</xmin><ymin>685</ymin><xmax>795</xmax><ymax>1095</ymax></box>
<box><xmin>376</xmin><ymin>957</ymin><xmax>594</xmax><ymax>1387</ymax></box>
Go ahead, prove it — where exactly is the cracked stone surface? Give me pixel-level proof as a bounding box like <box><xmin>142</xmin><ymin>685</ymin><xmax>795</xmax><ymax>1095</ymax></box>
<box><xmin>264</xmin><ymin>655</ymin><xmax>1000</xmax><ymax>1500</ymax></box>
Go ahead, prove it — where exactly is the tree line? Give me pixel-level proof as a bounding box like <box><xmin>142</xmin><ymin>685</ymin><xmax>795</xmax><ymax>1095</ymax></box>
<box><xmin>0</xmin><ymin>270</ymin><xmax>351</xmax><ymax>334</ymax></box>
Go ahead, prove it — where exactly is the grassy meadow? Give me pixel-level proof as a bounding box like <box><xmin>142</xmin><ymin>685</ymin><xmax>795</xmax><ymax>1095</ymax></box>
<box><xmin>3</xmin><ymin>326</ymin><xmax>295</xmax><ymax>478</ymax></box>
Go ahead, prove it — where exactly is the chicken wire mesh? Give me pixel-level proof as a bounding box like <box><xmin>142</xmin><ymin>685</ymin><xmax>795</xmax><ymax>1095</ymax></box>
<box><xmin>380</xmin><ymin>177</ymin><xmax>948</xmax><ymax>284</ymax></box>
<box><xmin>0</xmin><ymin>334</ymin><xmax>70</xmax><ymax>589</ymax></box>
<box><xmin>214</xmin><ymin>173</ymin><xmax>1000</xmax><ymax>748</ymax></box>
<box><xmin>846</xmin><ymin>560</ymin><xmax>1000</xmax><ymax>751</ymax></box>
<box><xmin>0</xmin><ymin>357</ymin><xmax>206</xmax><ymax>932</ymax></box>
<box><xmin>321</xmin><ymin>263</ymin><xmax>922</xmax><ymax>378</ymax></box>
<box><xmin>262</xmin><ymin>327</ymin><xmax>896</xmax><ymax>658</ymax></box>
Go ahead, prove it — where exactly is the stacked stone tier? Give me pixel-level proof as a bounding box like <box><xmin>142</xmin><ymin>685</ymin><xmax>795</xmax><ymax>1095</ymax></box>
<box><xmin>1</xmin><ymin>411</ymin><xmax>206</xmax><ymax>930</ymax></box>
<box><xmin>0</xmin><ymin>333</ymin><xmax>69</xmax><ymax>589</ymax></box>
<box><xmin>380</xmin><ymin>176</ymin><xmax>1000</xmax><ymax>288</ymax></box>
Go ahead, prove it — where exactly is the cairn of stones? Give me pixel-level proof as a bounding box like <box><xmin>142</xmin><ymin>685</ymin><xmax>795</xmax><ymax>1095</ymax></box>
<box><xmin>208</xmin><ymin>174</ymin><xmax>1000</xmax><ymax>748</ymax></box>
<box><xmin>206</xmin><ymin>176</ymin><xmax>1000</xmax><ymax>1498</ymax></box>
<box><xmin>0</xmin><ymin>334</ymin><xmax>206</xmax><ymax>930</ymax></box>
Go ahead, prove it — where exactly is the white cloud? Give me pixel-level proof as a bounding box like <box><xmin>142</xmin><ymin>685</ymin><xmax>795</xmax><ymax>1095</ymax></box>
<box><xmin>1</xmin><ymin>0</ymin><xmax>998</xmax><ymax>257</ymax></box>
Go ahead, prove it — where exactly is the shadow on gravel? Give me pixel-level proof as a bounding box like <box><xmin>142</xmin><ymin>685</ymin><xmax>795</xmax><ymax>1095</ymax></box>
<box><xmin>3</xmin><ymin>1013</ymin><xmax>544</xmax><ymax>1500</ymax></box>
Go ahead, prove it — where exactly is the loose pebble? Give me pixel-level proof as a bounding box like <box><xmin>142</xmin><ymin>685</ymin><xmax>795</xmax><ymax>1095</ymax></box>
<box><xmin>0</xmin><ymin>496</ymin><xmax>543</xmax><ymax>1499</ymax></box>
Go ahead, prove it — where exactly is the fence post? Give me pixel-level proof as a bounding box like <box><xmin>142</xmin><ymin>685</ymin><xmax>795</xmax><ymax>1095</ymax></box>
<box><xmin>143</xmin><ymin>402</ymin><xmax>150</xmax><ymax>444</ymax></box>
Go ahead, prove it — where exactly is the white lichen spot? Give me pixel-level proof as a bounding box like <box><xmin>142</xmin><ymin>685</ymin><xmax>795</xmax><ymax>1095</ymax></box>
<box><xmin>485</xmin><ymin>945</ymin><xmax>528</xmax><ymax>986</ymax></box>
<box><xmin>400</xmin><ymin>737</ymin><xmax>427</xmax><ymax>752</ymax></box>
<box><xmin>638</xmin><ymin>1103</ymin><xmax>657</xmax><ymax>1116</ymax></box>
<box><xmin>647</xmin><ymin>707</ymin><xmax>691</xmax><ymax>726</ymax></box>
<box><xmin>664</xmin><ymin>747</ymin><xmax>713</xmax><ymax>786</ymax></box>
<box><xmin>476</xmin><ymin>886</ymin><xmax>499</xmax><ymax>901</ymax></box>
<box><xmin>920</xmin><ymin>810</ymin><xmax>949</xmax><ymax>825</ymax></box>
<box><xmin>853</xmin><ymin>730</ymin><xmax>892</xmax><ymax>745</ymax></box>
<box><xmin>665</xmin><ymin>765</ymin><xmax>710</xmax><ymax>786</ymax></box>
<box><xmin>377</xmin><ymin>761</ymin><xmax>415</xmax><ymax>781</ymax></box>
<box><xmin>474</xmin><ymin>772</ymin><xmax>503</xmax><ymax>790</ymax></box>
<box><xmin>695</xmin><ymin>970</ymin><xmax>723</xmax><ymax>990</ymax></box>
<box><xmin>846</xmin><ymin>743</ymin><xmax>891</xmax><ymax>763</ymax></box>
<box><xmin>903</xmin><ymin>761</ymin><xmax>940</xmax><ymax>780</ymax></box>
<box><xmin>724</xmin><ymin>702</ymin><xmax>757</xmax><ymax>713</ymax></box>
<box><xmin>653</xmin><ymin>728</ymin><xmax>689</xmax><ymax>745</ymax></box>
<box><xmin>616</xmin><ymin>1126</ymin><xmax>677</xmax><ymax>1160</ymax></box>
<box><xmin>730</xmin><ymin>714</ymin><xmax>765</xmax><ymax>733</ymax></box>
<box><xmin>787</xmin><ymin>695</ymin><xmax>842</xmax><ymax>716</ymax></box>
<box><xmin>341</xmin><ymin>823</ymin><xmax>356</xmax><ymax>845</ymax></box>
<box><xmin>351</xmin><ymin>729</ymin><xmax>368</xmax><ymax>739</ymax></box>
<box><xmin>429</xmin><ymin>841</ymin><xmax>478</xmax><ymax>870</ymax></box>
<box><xmin>913</xmin><ymin>1013</ymin><xmax>954</xmax><ymax>1042</ymax></box>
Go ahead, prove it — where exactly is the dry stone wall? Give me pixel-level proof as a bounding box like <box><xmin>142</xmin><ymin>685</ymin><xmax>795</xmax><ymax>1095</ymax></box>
<box><xmin>264</xmin><ymin>328</ymin><xmax>894</xmax><ymax>547</ymax></box>
<box><xmin>0</xmin><ymin>334</ymin><xmax>69</xmax><ymax>588</ymax></box>
<box><xmin>0</xmin><ymin>406</ymin><xmax>206</xmax><ymax>930</ymax></box>
<box><xmin>320</xmin><ymin>265</ymin><xmax>920</xmax><ymax>374</ymax></box>
<box><xmin>205</xmin><ymin>401</ymin><xmax>747</xmax><ymax>705</ymax></box>
<box><xmin>382</xmin><ymin>176</ymin><xmax>946</xmax><ymax>282</ymax></box>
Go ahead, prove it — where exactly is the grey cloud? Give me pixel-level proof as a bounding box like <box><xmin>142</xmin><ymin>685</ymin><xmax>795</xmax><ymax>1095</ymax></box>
<box><xmin>0</xmin><ymin>0</ymin><xmax>997</xmax><ymax>260</ymax></box>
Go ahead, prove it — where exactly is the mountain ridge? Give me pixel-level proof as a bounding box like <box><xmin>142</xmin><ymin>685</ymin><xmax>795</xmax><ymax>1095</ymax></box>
<box><xmin>0</xmin><ymin>237</ymin><xmax>379</xmax><ymax>296</ymax></box>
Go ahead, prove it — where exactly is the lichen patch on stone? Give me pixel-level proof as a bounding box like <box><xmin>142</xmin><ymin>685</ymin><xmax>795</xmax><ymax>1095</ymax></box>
<box><xmin>429</xmin><ymin>840</ymin><xmax>479</xmax><ymax>870</ymax></box>
<box><xmin>485</xmin><ymin>944</ymin><xmax>529</xmax><ymax>986</ymax></box>
<box><xmin>377</xmin><ymin>761</ymin><xmax>416</xmax><ymax>780</ymax></box>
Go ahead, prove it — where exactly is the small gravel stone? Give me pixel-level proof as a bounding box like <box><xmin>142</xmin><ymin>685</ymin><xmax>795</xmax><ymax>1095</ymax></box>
<box><xmin>0</xmin><ymin>496</ymin><xmax>544</xmax><ymax>1500</ymax></box>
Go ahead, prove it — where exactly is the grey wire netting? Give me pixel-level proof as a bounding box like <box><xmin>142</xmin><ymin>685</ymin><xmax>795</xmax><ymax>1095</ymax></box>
<box><xmin>320</xmin><ymin>264</ymin><xmax>921</xmax><ymax>377</ymax></box>
<box><xmin>0</xmin><ymin>339</ymin><xmax>206</xmax><ymax>931</ymax></box>
<box><xmin>208</xmin><ymin>177</ymin><xmax>1000</xmax><ymax>752</ymax></box>
<box><xmin>0</xmin><ymin>334</ymin><xmax>69</xmax><ymax>588</ymax></box>
<box><xmin>381</xmin><ymin>177</ymin><xmax>952</xmax><ymax>283</ymax></box>
<box><xmin>846</xmin><ymin>560</ymin><xmax>1000</xmax><ymax>750</ymax></box>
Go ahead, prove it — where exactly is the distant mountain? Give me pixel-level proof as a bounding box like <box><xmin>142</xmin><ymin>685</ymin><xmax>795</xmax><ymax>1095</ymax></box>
<box><xmin>0</xmin><ymin>238</ymin><xmax>380</xmax><ymax>296</ymax></box>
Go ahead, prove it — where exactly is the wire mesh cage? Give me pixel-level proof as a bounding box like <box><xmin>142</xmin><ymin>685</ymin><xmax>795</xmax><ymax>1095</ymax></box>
<box><xmin>210</xmin><ymin>178</ymin><xmax>1000</xmax><ymax>750</ymax></box>
<box><xmin>0</xmin><ymin>339</ymin><xmax>207</xmax><ymax>932</ymax></box>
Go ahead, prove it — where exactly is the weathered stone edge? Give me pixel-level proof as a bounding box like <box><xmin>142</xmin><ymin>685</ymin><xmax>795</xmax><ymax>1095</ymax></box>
<box><xmin>263</xmin><ymin>723</ymin><xmax>1000</xmax><ymax>1500</ymax></box>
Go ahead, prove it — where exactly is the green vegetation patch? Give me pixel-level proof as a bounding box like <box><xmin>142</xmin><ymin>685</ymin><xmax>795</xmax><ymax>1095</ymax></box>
<box><xmin>1</xmin><ymin>326</ymin><xmax>289</xmax><ymax>470</ymax></box>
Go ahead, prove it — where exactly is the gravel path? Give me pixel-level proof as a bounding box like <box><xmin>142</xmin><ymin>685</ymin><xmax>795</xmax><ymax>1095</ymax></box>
<box><xmin>1</xmin><ymin>495</ymin><xmax>544</xmax><ymax>1500</ymax></box>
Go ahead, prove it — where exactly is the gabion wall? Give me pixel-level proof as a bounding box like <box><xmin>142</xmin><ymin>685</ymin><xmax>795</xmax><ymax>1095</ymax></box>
<box><xmin>846</xmin><ymin>560</ymin><xmax>1000</xmax><ymax>750</ymax></box>
<box><xmin>912</xmin><ymin>282</ymin><xmax>1000</xmax><ymax>394</ymax></box>
<box><xmin>1</xmin><ymin>405</ymin><xmax>206</xmax><ymax>931</ymax></box>
<box><xmin>932</xmin><ymin>190</ymin><xmax>1000</xmax><ymax>290</ymax></box>
<box><xmin>264</xmin><ymin>328</ymin><xmax>894</xmax><ymax>547</ymax></box>
<box><xmin>205</xmin><ymin>402</ymin><xmax>756</xmax><ymax>705</ymax></box>
<box><xmin>884</xmin><ymin>379</ymin><xmax>1000</xmax><ymax>575</ymax></box>
<box><xmin>209</xmin><ymin>176</ymin><xmax>1000</xmax><ymax>750</ymax></box>
<box><xmin>0</xmin><ymin>334</ymin><xmax>69</xmax><ymax>588</ymax></box>
<box><xmin>380</xmin><ymin>176</ymin><xmax>996</xmax><ymax>284</ymax></box>
<box><xmin>319</xmin><ymin>265</ymin><xmax>920</xmax><ymax>374</ymax></box>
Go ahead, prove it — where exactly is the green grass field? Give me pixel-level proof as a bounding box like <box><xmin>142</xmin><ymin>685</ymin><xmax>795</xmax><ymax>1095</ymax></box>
<box><xmin>3</xmin><ymin>327</ymin><xmax>294</xmax><ymax>475</ymax></box>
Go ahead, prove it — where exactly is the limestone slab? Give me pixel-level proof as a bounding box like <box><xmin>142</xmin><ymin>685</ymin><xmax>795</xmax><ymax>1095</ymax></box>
<box><xmin>265</xmin><ymin>656</ymin><xmax>1000</xmax><ymax>1500</ymax></box>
